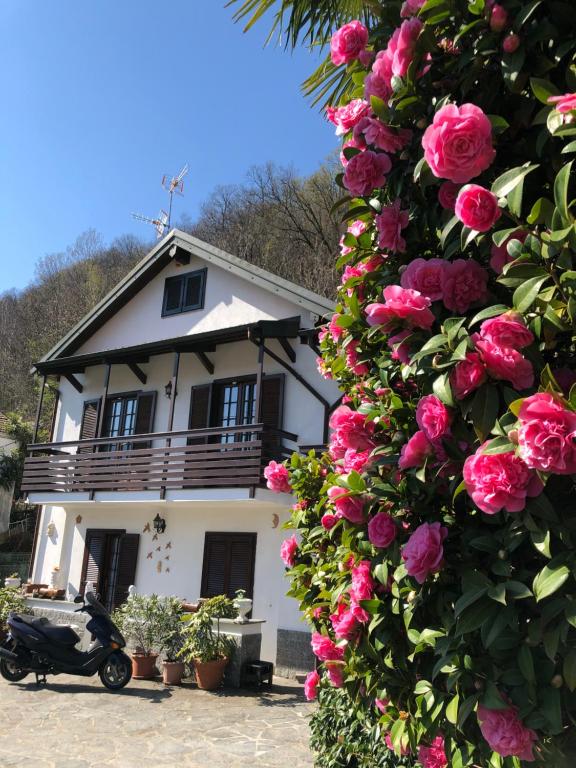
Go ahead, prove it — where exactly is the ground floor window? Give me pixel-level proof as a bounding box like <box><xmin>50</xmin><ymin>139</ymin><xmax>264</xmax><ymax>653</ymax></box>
<box><xmin>80</xmin><ymin>529</ymin><xmax>140</xmax><ymax>611</ymax></box>
<box><xmin>200</xmin><ymin>532</ymin><xmax>257</xmax><ymax>600</ymax></box>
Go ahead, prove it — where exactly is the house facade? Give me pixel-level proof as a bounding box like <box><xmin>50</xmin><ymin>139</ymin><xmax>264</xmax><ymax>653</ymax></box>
<box><xmin>22</xmin><ymin>230</ymin><xmax>338</xmax><ymax>673</ymax></box>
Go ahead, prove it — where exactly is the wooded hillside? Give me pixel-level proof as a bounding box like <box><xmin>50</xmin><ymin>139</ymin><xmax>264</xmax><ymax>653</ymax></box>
<box><xmin>0</xmin><ymin>161</ymin><xmax>340</xmax><ymax>419</ymax></box>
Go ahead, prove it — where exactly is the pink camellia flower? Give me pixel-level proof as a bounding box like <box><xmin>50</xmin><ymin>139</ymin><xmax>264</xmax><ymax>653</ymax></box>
<box><xmin>366</xmin><ymin>285</ymin><xmax>435</xmax><ymax>332</ymax></box>
<box><xmin>489</xmin><ymin>230</ymin><xmax>527</xmax><ymax>274</ymax></box>
<box><xmin>264</xmin><ymin>460</ymin><xmax>291</xmax><ymax>493</ymax></box>
<box><xmin>327</xmin><ymin>99</ymin><xmax>372</xmax><ymax>136</ymax></box>
<box><xmin>311</xmin><ymin>632</ymin><xmax>345</xmax><ymax>662</ymax></box>
<box><xmin>503</xmin><ymin>33</ymin><xmax>521</xmax><ymax>54</ymax></box>
<box><xmin>398</xmin><ymin>430</ymin><xmax>435</xmax><ymax>469</ymax></box>
<box><xmin>339</xmin><ymin>137</ymin><xmax>365</xmax><ymax>169</ymax></box>
<box><xmin>418</xmin><ymin>735</ymin><xmax>448</xmax><ymax>768</ymax></box>
<box><xmin>365</xmin><ymin>50</ymin><xmax>394</xmax><ymax>102</ymax></box>
<box><xmin>385</xmin><ymin>733</ymin><xmax>411</xmax><ymax>755</ymax></box>
<box><xmin>329</xmin><ymin>405</ymin><xmax>375</xmax><ymax>452</ymax></box>
<box><xmin>478</xmin><ymin>312</ymin><xmax>534</xmax><ymax>349</ymax></box>
<box><xmin>388</xmin><ymin>330</ymin><xmax>412</xmax><ymax>364</ymax></box>
<box><xmin>321</xmin><ymin>512</ymin><xmax>338</xmax><ymax>530</ymax></box>
<box><xmin>389</xmin><ymin>18</ymin><xmax>423</xmax><ymax>78</ymax></box>
<box><xmin>441</xmin><ymin>258</ymin><xmax>489</xmax><ymax>314</ymax></box>
<box><xmin>350</xmin><ymin>560</ymin><xmax>376</xmax><ymax>602</ymax></box>
<box><xmin>455</xmin><ymin>184</ymin><xmax>501</xmax><ymax>232</ymax></box>
<box><xmin>463</xmin><ymin>443</ymin><xmax>542</xmax><ymax>514</ymax></box>
<box><xmin>376</xmin><ymin>199</ymin><xmax>410</xmax><ymax>252</ymax></box>
<box><xmin>477</xmin><ymin>704</ymin><xmax>537</xmax><ymax>762</ymax></box>
<box><xmin>327</xmin><ymin>486</ymin><xmax>366</xmax><ymax>524</ymax></box>
<box><xmin>375</xmin><ymin>697</ymin><xmax>389</xmax><ymax>713</ymax></box>
<box><xmin>518</xmin><ymin>392</ymin><xmax>576</xmax><ymax>474</ymax></box>
<box><xmin>438</xmin><ymin>181</ymin><xmax>461</xmax><ymax>211</ymax></box>
<box><xmin>343</xmin><ymin>448</ymin><xmax>373</xmax><ymax>474</ymax></box>
<box><xmin>401</xmin><ymin>0</ymin><xmax>425</xmax><ymax>17</ymax></box>
<box><xmin>401</xmin><ymin>258</ymin><xmax>447</xmax><ymax>302</ymax></box>
<box><xmin>402</xmin><ymin>521</ymin><xmax>448</xmax><ymax>584</ymax></box>
<box><xmin>416</xmin><ymin>395</ymin><xmax>452</xmax><ymax>441</ymax></box>
<box><xmin>548</xmin><ymin>93</ymin><xmax>576</xmax><ymax>114</ymax></box>
<box><xmin>330</xmin><ymin>20</ymin><xmax>369</xmax><ymax>66</ymax></box>
<box><xmin>346</xmin><ymin>343</ymin><xmax>370</xmax><ymax>376</ymax></box>
<box><xmin>280</xmin><ymin>535</ymin><xmax>299</xmax><ymax>568</ymax></box>
<box><xmin>330</xmin><ymin>603</ymin><xmax>360</xmax><ymax>641</ymax></box>
<box><xmin>490</xmin><ymin>4</ymin><xmax>508</xmax><ymax>32</ymax></box>
<box><xmin>304</xmin><ymin>669</ymin><xmax>320</xmax><ymax>701</ymax></box>
<box><xmin>368</xmin><ymin>512</ymin><xmax>397</xmax><ymax>548</ymax></box>
<box><xmin>422</xmin><ymin>103</ymin><xmax>496</xmax><ymax>183</ymax></box>
<box><xmin>343</xmin><ymin>150</ymin><xmax>392</xmax><ymax>196</ymax></box>
<box><xmin>450</xmin><ymin>352</ymin><xmax>487</xmax><ymax>399</ymax></box>
<box><xmin>354</xmin><ymin>117</ymin><xmax>412</xmax><ymax>154</ymax></box>
<box><xmin>476</xmin><ymin>339</ymin><xmax>534</xmax><ymax>390</ymax></box>
<box><xmin>325</xmin><ymin>662</ymin><xmax>345</xmax><ymax>688</ymax></box>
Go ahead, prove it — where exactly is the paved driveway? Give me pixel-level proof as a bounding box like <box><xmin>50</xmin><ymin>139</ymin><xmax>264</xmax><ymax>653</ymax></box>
<box><xmin>0</xmin><ymin>676</ymin><xmax>314</xmax><ymax>768</ymax></box>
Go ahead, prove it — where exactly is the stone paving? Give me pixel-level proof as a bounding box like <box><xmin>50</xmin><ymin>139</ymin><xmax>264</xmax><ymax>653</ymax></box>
<box><xmin>0</xmin><ymin>675</ymin><xmax>315</xmax><ymax>768</ymax></box>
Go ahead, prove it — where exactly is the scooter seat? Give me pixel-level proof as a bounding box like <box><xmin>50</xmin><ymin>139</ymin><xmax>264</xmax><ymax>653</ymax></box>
<box><xmin>14</xmin><ymin>614</ymin><xmax>80</xmax><ymax>646</ymax></box>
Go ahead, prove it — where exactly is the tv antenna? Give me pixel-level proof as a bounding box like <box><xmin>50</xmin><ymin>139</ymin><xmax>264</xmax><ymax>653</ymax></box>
<box><xmin>131</xmin><ymin>164</ymin><xmax>189</xmax><ymax>239</ymax></box>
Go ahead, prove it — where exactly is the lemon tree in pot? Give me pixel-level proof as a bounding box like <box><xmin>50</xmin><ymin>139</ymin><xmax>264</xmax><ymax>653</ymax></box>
<box><xmin>179</xmin><ymin>596</ymin><xmax>237</xmax><ymax>691</ymax></box>
<box><xmin>113</xmin><ymin>594</ymin><xmax>182</xmax><ymax>680</ymax></box>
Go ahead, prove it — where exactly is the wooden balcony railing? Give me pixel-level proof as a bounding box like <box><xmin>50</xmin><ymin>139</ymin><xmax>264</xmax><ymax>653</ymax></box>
<box><xmin>21</xmin><ymin>424</ymin><xmax>297</xmax><ymax>496</ymax></box>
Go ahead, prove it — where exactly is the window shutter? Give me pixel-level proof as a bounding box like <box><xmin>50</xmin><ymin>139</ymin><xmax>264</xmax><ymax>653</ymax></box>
<box><xmin>260</xmin><ymin>374</ymin><xmax>285</xmax><ymax>459</ymax></box>
<box><xmin>188</xmin><ymin>383</ymin><xmax>213</xmax><ymax>444</ymax></box>
<box><xmin>134</xmin><ymin>391</ymin><xmax>156</xmax><ymax>448</ymax></box>
<box><xmin>201</xmin><ymin>533</ymin><xmax>256</xmax><ymax>600</ymax></box>
<box><xmin>79</xmin><ymin>399</ymin><xmax>101</xmax><ymax>453</ymax></box>
<box><xmin>112</xmin><ymin>533</ymin><xmax>140</xmax><ymax>609</ymax></box>
<box><xmin>80</xmin><ymin>530</ymin><xmax>106</xmax><ymax>597</ymax></box>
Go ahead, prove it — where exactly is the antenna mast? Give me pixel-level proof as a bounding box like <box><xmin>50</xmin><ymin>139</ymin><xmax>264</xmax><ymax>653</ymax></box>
<box><xmin>132</xmin><ymin>164</ymin><xmax>189</xmax><ymax>239</ymax></box>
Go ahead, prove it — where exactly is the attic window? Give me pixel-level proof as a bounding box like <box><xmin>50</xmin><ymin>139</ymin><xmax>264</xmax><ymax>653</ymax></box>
<box><xmin>162</xmin><ymin>268</ymin><xmax>206</xmax><ymax>317</ymax></box>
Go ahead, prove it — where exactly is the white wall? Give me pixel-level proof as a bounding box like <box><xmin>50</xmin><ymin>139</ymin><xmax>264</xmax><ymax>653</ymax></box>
<box><xmin>54</xmin><ymin>336</ymin><xmax>337</xmax><ymax>450</ymax></box>
<box><xmin>76</xmin><ymin>255</ymin><xmax>320</xmax><ymax>355</ymax></box>
<box><xmin>34</xmin><ymin>500</ymin><xmax>307</xmax><ymax>664</ymax></box>
<box><xmin>0</xmin><ymin>433</ymin><xmax>15</xmax><ymax>533</ymax></box>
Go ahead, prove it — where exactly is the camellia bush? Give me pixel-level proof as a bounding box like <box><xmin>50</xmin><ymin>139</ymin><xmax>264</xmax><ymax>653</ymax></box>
<box><xmin>265</xmin><ymin>1</ymin><xmax>576</xmax><ymax>766</ymax></box>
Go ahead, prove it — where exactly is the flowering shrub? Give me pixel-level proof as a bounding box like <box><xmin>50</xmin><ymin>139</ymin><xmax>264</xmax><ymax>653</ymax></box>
<box><xmin>270</xmin><ymin>1</ymin><xmax>576</xmax><ymax>765</ymax></box>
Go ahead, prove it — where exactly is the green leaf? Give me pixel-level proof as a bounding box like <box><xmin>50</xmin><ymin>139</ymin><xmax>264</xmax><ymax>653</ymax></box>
<box><xmin>433</xmin><ymin>373</ymin><xmax>454</xmax><ymax>407</ymax></box>
<box><xmin>530</xmin><ymin>78</ymin><xmax>561</xmax><ymax>105</ymax></box>
<box><xmin>531</xmin><ymin>529</ymin><xmax>551</xmax><ymax>558</ymax></box>
<box><xmin>482</xmin><ymin>681</ymin><xmax>507</xmax><ymax>710</ymax></box>
<box><xmin>491</xmin><ymin>164</ymin><xmax>538</xmax><ymax>200</ymax></box>
<box><xmin>470</xmin><ymin>384</ymin><xmax>499</xmax><ymax>441</ymax></box>
<box><xmin>414</xmin><ymin>680</ymin><xmax>433</xmax><ymax>695</ymax></box>
<box><xmin>533</xmin><ymin>561</ymin><xmax>571</xmax><ymax>602</ymax></box>
<box><xmin>454</xmin><ymin>586</ymin><xmax>488</xmax><ymax>617</ymax></box>
<box><xmin>513</xmin><ymin>274</ymin><xmax>550</xmax><ymax>313</ymax></box>
<box><xmin>488</xmin><ymin>583</ymin><xmax>507</xmax><ymax>605</ymax></box>
<box><xmin>564</xmin><ymin>650</ymin><xmax>576</xmax><ymax>692</ymax></box>
<box><xmin>518</xmin><ymin>645</ymin><xmax>535</xmax><ymax>682</ymax></box>
<box><xmin>468</xmin><ymin>304</ymin><xmax>510</xmax><ymax>327</ymax></box>
<box><xmin>514</xmin><ymin>0</ymin><xmax>542</xmax><ymax>29</ymax></box>
<box><xmin>527</xmin><ymin>197</ymin><xmax>555</xmax><ymax>226</ymax></box>
<box><xmin>446</xmin><ymin>693</ymin><xmax>459</xmax><ymax>725</ymax></box>
<box><xmin>554</xmin><ymin>160</ymin><xmax>573</xmax><ymax>223</ymax></box>
<box><xmin>541</xmin><ymin>687</ymin><xmax>563</xmax><ymax>734</ymax></box>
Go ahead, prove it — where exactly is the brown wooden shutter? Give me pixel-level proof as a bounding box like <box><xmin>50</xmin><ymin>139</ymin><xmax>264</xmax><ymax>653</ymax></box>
<box><xmin>188</xmin><ymin>383</ymin><xmax>213</xmax><ymax>444</ymax></box>
<box><xmin>79</xmin><ymin>400</ymin><xmax>101</xmax><ymax>453</ymax></box>
<box><xmin>134</xmin><ymin>391</ymin><xmax>156</xmax><ymax>448</ymax></box>
<box><xmin>80</xmin><ymin>529</ymin><xmax>106</xmax><ymax>596</ymax></box>
<box><xmin>113</xmin><ymin>533</ymin><xmax>140</xmax><ymax>609</ymax></box>
<box><xmin>260</xmin><ymin>374</ymin><xmax>284</xmax><ymax>459</ymax></box>
<box><xmin>201</xmin><ymin>533</ymin><xmax>256</xmax><ymax>600</ymax></box>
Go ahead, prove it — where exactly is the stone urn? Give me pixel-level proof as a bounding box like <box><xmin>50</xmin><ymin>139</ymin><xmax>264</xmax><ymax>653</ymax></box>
<box><xmin>233</xmin><ymin>594</ymin><xmax>253</xmax><ymax>624</ymax></box>
<box><xmin>4</xmin><ymin>576</ymin><xmax>21</xmax><ymax>589</ymax></box>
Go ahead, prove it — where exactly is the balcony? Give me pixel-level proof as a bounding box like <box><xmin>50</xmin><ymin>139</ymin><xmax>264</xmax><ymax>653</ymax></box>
<box><xmin>21</xmin><ymin>424</ymin><xmax>296</xmax><ymax>499</ymax></box>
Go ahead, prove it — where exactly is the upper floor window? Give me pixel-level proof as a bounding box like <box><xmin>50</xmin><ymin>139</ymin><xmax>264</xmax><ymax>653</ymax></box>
<box><xmin>162</xmin><ymin>268</ymin><xmax>206</xmax><ymax>317</ymax></box>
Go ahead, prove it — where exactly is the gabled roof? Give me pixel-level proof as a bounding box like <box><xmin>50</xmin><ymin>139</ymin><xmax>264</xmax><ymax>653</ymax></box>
<box><xmin>38</xmin><ymin>229</ymin><xmax>335</xmax><ymax>365</ymax></box>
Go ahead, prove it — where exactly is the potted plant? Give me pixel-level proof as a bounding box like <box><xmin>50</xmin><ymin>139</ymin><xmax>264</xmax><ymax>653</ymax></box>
<box><xmin>113</xmin><ymin>594</ymin><xmax>181</xmax><ymax>680</ymax></box>
<box><xmin>157</xmin><ymin>599</ymin><xmax>186</xmax><ymax>686</ymax></box>
<box><xmin>4</xmin><ymin>573</ymin><xmax>21</xmax><ymax>590</ymax></box>
<box><xmin>233</xmin><ymin>589</ymin><xmax>252</xmax><ymax>623</ymax></box>
<box><xmin>179</xmin><ymin>595</ymin><xmax>237</xmax><ymax>690</ymax></box>
<box><xmin>0</xmin><ymin>586</ymin><xmax>27</xmax><ymax>642</ymax></box>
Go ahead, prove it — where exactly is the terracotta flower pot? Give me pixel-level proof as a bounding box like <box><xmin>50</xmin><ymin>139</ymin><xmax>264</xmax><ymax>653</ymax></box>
<box><xmin>162</xmin><ymin>660</ymin><xmax>185</xmax><ymax>686</ymax></box>
<box><xmin>193</xmin><ymin>657</ymin><xmax>228</xmax><ymax>691</ymax></box>
<box><xmin>131</xmin><ymin>653</ymin><xmax>158</xmax><ymax>680</ymax></box>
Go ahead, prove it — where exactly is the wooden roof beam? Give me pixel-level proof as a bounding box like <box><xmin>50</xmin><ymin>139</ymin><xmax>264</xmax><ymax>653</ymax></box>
<box><xmin>127</xmin><ymin>362</ymin><xmax>147</xmax><ymax>385</ymax></box>
<box><xmin>64</xmin><ymin>373</ymin><xmax>83</xmax><ymax>393</ymax></box>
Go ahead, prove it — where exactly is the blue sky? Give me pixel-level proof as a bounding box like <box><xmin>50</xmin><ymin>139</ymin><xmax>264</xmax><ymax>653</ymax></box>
<box><xmin>0</xmin><ymin>0</ymin><xmax>336</xmax><ymax>293</ymax></box>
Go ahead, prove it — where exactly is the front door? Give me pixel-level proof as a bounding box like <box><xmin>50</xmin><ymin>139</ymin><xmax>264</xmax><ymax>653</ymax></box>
<box><xmin>80</xmin><ymin>529</ymin><xmax>140</xmax><ymax>611</ymax></box>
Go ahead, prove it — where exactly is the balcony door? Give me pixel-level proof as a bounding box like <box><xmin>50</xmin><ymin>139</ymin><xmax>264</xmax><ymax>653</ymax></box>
<box><xmin>214</xmin><ymin>378</ymin><xmax>257</xmax><ymax>443</ymax></box>
<box><xmin>79</xmin><ymin>391</ymin><xmax>156</xmax><ymax>451</ymax></box>
<box><xmin>103</xmin><ymin>394</ymin><xmax>138</xmax><ymax>449</ymax></box>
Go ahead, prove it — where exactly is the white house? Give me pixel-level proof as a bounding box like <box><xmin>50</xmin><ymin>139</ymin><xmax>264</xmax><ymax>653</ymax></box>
<box><xmin>23</xmin><ymin>229</ymin><xmax>338</xmax><ymax>674</ymax></box>
<box><xmin>0</xmin><ymin>413</ymin><xmax>16</xmax><ymax>535</ymax></box>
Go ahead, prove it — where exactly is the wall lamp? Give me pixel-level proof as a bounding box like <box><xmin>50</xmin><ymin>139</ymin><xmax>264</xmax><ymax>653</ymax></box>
<box><xmin>153</xmin><ymin>513</ymin><xmax>166</xmax><ymax>535</ymax></box>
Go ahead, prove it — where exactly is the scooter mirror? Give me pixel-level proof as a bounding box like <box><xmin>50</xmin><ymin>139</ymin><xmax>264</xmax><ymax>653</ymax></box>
<box><xmin>73</xmin><ymin>594</ymin><xmax>84</xmax><ymax>604</ymax></box>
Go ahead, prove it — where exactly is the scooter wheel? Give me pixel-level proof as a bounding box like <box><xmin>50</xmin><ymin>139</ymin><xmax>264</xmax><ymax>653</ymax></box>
<box><xmin>99</xmin><ymin>651</ymin><xmax>132</xmax><ymax>691</ymax></box>
<box><xmin>0</xmin><ymin>658</ymin><xmax>29</xmax><ymax>683</ymax></box>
